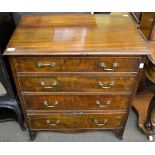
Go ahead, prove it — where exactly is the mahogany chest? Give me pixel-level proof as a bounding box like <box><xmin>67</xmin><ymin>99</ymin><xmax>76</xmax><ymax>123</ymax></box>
<box><xmin>4</xmin><ymin>14</ymin><xmax>150</xmax><ymax>140</ymax></box>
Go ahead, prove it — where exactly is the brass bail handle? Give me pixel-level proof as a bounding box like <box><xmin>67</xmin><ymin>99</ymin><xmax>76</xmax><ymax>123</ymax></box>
<box><xmin>41</xmin><ymin>80</ymin><xmax>57</xmax><ymax>89</ymax></box>
<box><xmin>100</xmin><ymin>62</ymin><xmax>118</xmax><ymax>71</ymax></box>
<box><xmin>96</xmin><ymin>100</ymin><xmax>111</xmax><ymax>107</ymax></box>
<box><xmin>37</xmin><ymin>62</ymin><xmax>56</xmax><ymax>68</ymax></box>
<box><xmin>98</xmin><ymin>81</ymin><xmax>114</xmax><ymax>89</ymax></box>
<box><xmin>94</xmin><ymin>119</ymin><xmax>108</xmax><ymax>126</ymax></box>
<box><xmin>46</xmin><ymin>120</ymin><xmax>60</xmax><ymax>126</ymax></box>
<box><xmin>43</xmin><ymin>100</ymin><xmax>59</xmax><ymax>108</ymax></box>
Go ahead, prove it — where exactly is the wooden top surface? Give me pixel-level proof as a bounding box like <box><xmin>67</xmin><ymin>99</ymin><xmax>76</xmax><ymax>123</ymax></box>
<box><xmin>4</xmin><ymin>14</ymin><xmax>150</xmax><ymax>56</ymax></box>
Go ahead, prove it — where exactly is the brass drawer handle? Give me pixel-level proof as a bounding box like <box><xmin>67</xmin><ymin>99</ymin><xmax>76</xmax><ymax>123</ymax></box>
<box><xmin>37</xmin><ymin>62</ymin><xmax>56</xmax><ymax>68</ymax></box>
<box><xmin>93</xmin><ymin>119</ymin><xmax>108</xmax><ymax>126</ymax></box>
<box><xmin>41</xmin><ymin>80</ymin><xmax>57</xmax><ymax>89</ymax></box>
<box><xmin>43</xmin><ymin>101</ymin><xmax>59</xmax><ymax>108</ymax></box>
<box><xmin>100</xmin><ymin>62</ymin><xmax>118</xmax><ymax>71</ymax></box>
<box><xmin>46</xmin><ymin>120</ymin><xmax>60</xmax><ymax>126</ymax></box>
<box><xmin>96</xmin><ymin>100</ymin><xmax>111</xmax><ymax>107</ymax></box>
<box><xmin>98</xmin><ymin>81</ymin><xmax>114</xmax><ymax>89</ymax></box>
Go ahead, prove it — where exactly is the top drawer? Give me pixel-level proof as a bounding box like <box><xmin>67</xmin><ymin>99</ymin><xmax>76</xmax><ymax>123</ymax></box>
<box><xmin>13</xmin><ymin>57</ymin><xmax>140</xmax><ymax>73</ymax></box>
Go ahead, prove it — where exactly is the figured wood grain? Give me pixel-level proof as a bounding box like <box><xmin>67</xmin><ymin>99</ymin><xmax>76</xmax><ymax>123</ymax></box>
<box><xmin>27</xmin><ymin>112</ymin><xmax>127</xmax><ymax>130</ymax></box>
<box><xmin>18</xmin><ymin>74</ymin><xmax>136</xmax><ymax>93</ymax></box>
<box><xmin>23</xmin><ymin>95</ymin><xmax>130</xmax><ymax>111</ymax></box>
<box><xmin>4</xmin><ymin>14</ymin><xmax>149</xmax><ymax>56</ymax></box>
<box><xmin>13</xmin><ymin>56</ymin><xmax>140</xmax><ymax>73</ymax></box>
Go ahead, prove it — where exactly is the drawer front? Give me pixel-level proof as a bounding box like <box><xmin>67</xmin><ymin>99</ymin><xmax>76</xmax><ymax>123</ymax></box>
<box><xmin>13</xmin><ymin>57</ymin><xmax>140</xmax><ymax>73</ymax></box>
<box><xmin>18</xmin><ymin>75</ymin><xmax>136</xmax><ymax>93</ymax></box>
<box><xmin>23</xmin><ymin>95</ymin><xmax>130</xmax><ymax>111</ymax></box>
<box><xmin>28</xmin><ymin>113</ymin><xmax>127</xmax><ymax>130</ymax></box>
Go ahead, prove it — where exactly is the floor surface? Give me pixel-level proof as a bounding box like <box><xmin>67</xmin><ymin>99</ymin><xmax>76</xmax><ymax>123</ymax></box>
<box><xmin>0</xmin><ymin>110</ymin><xmax>154</xmax><ymax>142</ymax></box>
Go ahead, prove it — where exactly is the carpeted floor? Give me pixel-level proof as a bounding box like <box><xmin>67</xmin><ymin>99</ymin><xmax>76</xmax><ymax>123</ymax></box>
<box><xmin>0</xmin><ymin>110</ymin><xmax>154</xmax><ymax>142</ymax></box>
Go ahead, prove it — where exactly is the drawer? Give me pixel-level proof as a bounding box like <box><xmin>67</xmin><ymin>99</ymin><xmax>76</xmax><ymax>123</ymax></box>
<box><xmin>23</xmin><ymin>95</ymin><xmax>130</xmax><ymax>111</ymax></box>
<box><xmin>18</xmin><ymin>75</ymin><xmax>136</xmax><ymax>93</ymax></box>
<box><xmin>27</xmin><ymin>112</ymin><xmax>127</xmax><ymax>130</ymax></box>
<box><xmin>13</xmin><ymin>57</ymin><xmax>140</xmax><ymax>73</ymax></box>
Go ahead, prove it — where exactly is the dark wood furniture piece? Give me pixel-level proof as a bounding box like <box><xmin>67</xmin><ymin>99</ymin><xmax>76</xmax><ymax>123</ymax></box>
<box><xmin>133</xmin><ymin>44</ymin><xmax>155</xmax><ymax>141</ymax></box>
<box><xmin>145</xmin><ymin>46</ymin><xmax>155</xmax><ymax>137</ymax></box>
<box><xmin>4</xmin><ymin>14</ymin><xmax>149</xmax><ymax>140</ymax></box>
<box><xmin>139</xmin><ymin>13</ymin><xmax>155</xmax><ymax>42</ymax></box>
<box><xmin>131</xmin><ymin>12</ymin><xmax>155</xmax><ymax>141</ymax></box>
<box><xmin>0</xmin><ymin>13</ymin><xmax>25</xmax><ymax>129</ymax></box>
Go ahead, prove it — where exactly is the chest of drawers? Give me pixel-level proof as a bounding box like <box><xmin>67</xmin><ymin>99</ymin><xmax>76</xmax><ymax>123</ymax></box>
<box><xmin>4</xmin><ymin>14</ymin><xmax>150</xmax><ymax>140</ymax></box>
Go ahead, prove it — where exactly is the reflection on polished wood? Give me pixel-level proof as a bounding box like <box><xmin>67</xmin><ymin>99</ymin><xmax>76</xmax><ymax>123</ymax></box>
<box><xmin>5</xmin><ymin>14</ymin><xmax>149</xmax><ymax>55</ymax></box>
